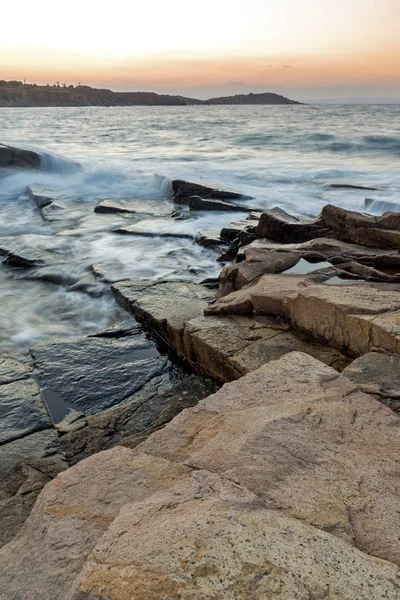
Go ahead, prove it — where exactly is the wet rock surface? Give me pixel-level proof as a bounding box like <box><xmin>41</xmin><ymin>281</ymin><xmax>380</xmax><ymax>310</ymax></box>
<box><xmin>59</xmin><ymin>373</ymin><xmax>219</xmax><ymax>465</ymax></box>
<box><xmin>31</xmin><ymin>331</ymin><xmax>171</xmax><ymax>416</ymax></box>
<box><xmin>1</xmin><ymin>353</ymin><xmax>399</xmax><ymax>600</ymax></box>
<box><xmin>0</xmin><ymin>377</ymin><xmax>52</xmax><ymax>445</ymax></box>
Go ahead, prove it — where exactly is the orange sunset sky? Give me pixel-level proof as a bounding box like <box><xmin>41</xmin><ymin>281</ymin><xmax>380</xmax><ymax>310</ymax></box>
<box><xmin>2</xmin><ymin>0</ymin><xmax>399</xmax><ymax>101</ymax></box>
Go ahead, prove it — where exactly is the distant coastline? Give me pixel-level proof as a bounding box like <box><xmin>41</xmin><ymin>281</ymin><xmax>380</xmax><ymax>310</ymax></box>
<box><xmin>0</xmin><ymin>81</ymin><xmax>301</xmax><ymax>107</ymax></box>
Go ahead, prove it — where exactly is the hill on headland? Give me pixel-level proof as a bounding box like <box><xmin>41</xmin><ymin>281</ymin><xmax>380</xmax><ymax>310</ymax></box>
<box><xmin>0</xmin><ymin>81</ymin><xmax>301</xmax><ymax>107</ymax></box>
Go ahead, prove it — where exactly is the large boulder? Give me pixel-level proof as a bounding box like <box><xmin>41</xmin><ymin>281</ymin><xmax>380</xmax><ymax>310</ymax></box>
<box><xmin>1</xmin><ymin>353</ymin><xmax>400</xmax><ymax>599</ymax></box>
<box><xmin>0</xmin><ymin>144</ymin><xmax>41</xmax><ymax>170</ymax></box>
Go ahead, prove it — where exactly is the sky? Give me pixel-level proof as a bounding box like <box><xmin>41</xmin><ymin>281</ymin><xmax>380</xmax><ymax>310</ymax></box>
<box><xmin>1</xmin><ymin>0</ymin><xmax>399</xmax><ymax>102</ymax></box>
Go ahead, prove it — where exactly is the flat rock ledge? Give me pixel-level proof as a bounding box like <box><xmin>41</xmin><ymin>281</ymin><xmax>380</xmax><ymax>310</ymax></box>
<box><xmin>112</xmin><ymin>279</ymin><xmax>350</xmax><ymax>381</ymax></box>
<box><xmin>0</xmin><ymin>353</ymin><xmax>399</xmax><ymax>599</ymax></box>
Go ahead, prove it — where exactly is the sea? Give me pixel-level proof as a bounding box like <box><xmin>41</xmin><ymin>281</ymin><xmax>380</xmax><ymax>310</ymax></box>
<box><xmin>1</xmin><ymin>104</ymin><xmax>399</xmax><ymax>356</ymax></box>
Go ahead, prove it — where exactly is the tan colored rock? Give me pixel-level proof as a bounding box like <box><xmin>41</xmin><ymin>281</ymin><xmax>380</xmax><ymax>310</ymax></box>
<box><xmin>342</xmin><ymin>351</ymin><xmax>400</xmax><ymax>412</ymax></box>
<box><xmin>0</xmin><ymin>449</ymin><xmax>191</xmax><ymax>600</ymax></box>
<box><xmin>218</xmin><ymin>250</ymin><xmax>300</xmax><ymax>296</ymax></box>
<box><xmin>322</xmin><ymin>204</ymin><xmax>400</xmax><ymax>248</ymax></box>
<box><xmin>113</xmin><ymin>279</ymin><xmax>349</xmax><ymax>382</ymax></box>
<box><xmin>206</xmin><ymin>271</ymin><xmax>333</xmax><ymax>318</ymax></box>
<box><xmin>139</xmin><ymin>352</ymin><xmax>400</xmax><ymax>565</ymax></box>
<box><xmin>207</xmin><ymin>273</ymin><xmax>400</xmax><ymax>357</ymax></box>
<box><xmin>286</xmin><ymin>283</ymin><xmax>400</xmax><ymax>356</ymax></box>
<box><xmin>70</xmin><ymin>469</ymin><xmax>400</xmax><ymax>600</ymax></box>
<box><xmin>241</xmin><ymin>236</ymin><xmax>400</xmax><ymax>267</ymax></box>
<box><xmin>184</xmin><ymin>315</ymin><xmax>349</xmax><ymax>380</ymax></box>
<box><xmin>1</xmin><ymin>354</ymin><xmax>400</xmax><ymax>600</ymax></box>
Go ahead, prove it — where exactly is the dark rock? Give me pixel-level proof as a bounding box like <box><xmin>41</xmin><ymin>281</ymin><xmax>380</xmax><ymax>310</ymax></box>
<box><xmin>0</xmin><ymin>377</ymin><xmax>52</xmax><ymax>445</ymax></box>
<box><xmin>220</xmin><ymin>219</ymin><xmax>258</xmax><ymax>243</ymax></box>
<box><xmin>172</xmin><ymin>179</ymin><xmax>253</xmax><ymax>204</ymax></box>
<box><xmin>88</xmin><ymin>320</ymin><xmax>141</xmax><ymax>339</ymax></box>
<box><xmin>94</xmin><ymin>200</ymin><xmax>137</xmax><ymax>214</ymax></box>
<box><xmin>256</xmin><ymin>207</ymin><xmax>330</xmax><ymax>243</ymax></box>
<box><xmin>31</xmin><ymin>333</ymin><xmax>172</xmax><ymax>415</ymax></box>
<box><xmin>0</xmin><ymin>144</ymin><xmax>41</xmax><ymax>171</ymax></box>
<box><xmin>188</xmin><ymin>195</ymin><xmax>254</xmax><ymax>212</ymax></box>
<box><xmin>327</xmin><ymin>183</ymin><xmax>379</xmax><ymax>191</ymax></box>
<box><xmin>56</xmin><ymin>410</ymin><xmax>87</xmax><ymax>435</ymax></box>
<box><xmin>115</xmin><ymin>226</ymin><xmax>195</xmax><ymax>240</ymax></box>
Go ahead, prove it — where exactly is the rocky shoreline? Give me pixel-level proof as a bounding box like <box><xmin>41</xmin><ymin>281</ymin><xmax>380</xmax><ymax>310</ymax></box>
<box><xmin>1</xmin><ymin>144</ymin><xmax>400</xmax><ymax>598</ymax></box>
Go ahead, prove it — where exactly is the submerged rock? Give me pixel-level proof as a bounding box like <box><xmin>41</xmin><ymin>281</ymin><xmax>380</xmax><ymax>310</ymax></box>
<box><xmin>0</xmin><ymin>236</ymin><xmax>46</xmax><ymax>268</ymax></box>
<box><xmin>115</xmin><ymin>225</ymin><xmax>195</xmax><ymax>240</ymax></box>
<box><xmin>1</xmin><ymin>353</ymin><xmax>399</xmax><ymax>599</ymax></box>
<box><xmin>327</xmin><ymin>183</ymin><xmax>379</xmax><ymax>191</ymax></box>
<box><xmin>172</xmin><ymin>179</ymin><xmax>253</xmax><ymax>204</ymax></box>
